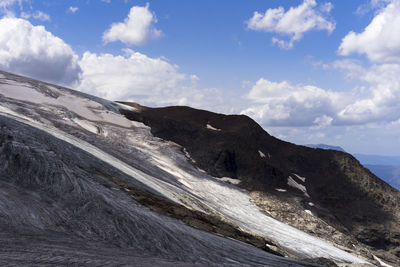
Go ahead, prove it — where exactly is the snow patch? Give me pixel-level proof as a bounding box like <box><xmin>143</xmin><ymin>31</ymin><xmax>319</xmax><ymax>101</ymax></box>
<box><xmin>130</xmin><ymin>120</ymin><xmax>149</xmax><ymax>129</ymax></box>
<box><xmin>183</xmin><ymin>148</ymin><xmax>196</xmax><ymax>163</ymax></box>
<box><xmin>292</xmin><ymin>173</ymin><xmax>306</xmax><ymax>183</ymax></box>
<box><xmin>373</xmin><ymin>255</ymin><xmax>393</xmax><ymax>267</ymax></box>
<box><xmin>0</xmin><ymin>81</ymin><xmax>133</xmax><ymax>128</ymax></box>
<box><xmin>308</xmin><ymin>202</ymin><xmax>314</xmax><ymax>207</ymax></box>
<box><xmin>305</xmin><ymin>210</ymin><xmax>313</xmax><ymax>216</ymax></box>
<box><xmin>287</xmin><ymin>176</ymin><xmax>310</xmax><ymax>197</ymax></box>
<box><xmin>115</xmin><ymin>102</ymin><xmax>137</xmax><ymax>111</ymax></box>
<box><xmin>258</xmin><ymin>150</ymin><xmax>266</xmax><ymax>158</ymax></box>
<box><xmin>275</xmin><ymin>188</ymin><xmax>287</xmax><ymax>192</ymax></box>
<box><xmin>218</xmin><ymin>177</ymin><xmax>241</xmax><ymax>185</ymax></box>
<box><xmin>206</xmin><ymin>123</ymin><xmax>221</xmax><ymax>131</ymax></box>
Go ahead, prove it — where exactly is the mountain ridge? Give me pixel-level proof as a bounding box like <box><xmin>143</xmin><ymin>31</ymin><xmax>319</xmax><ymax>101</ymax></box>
<box><xmin>120</xmin><ymin>102</ymin><xmax>400</xmax><ymax>264</ymax></box>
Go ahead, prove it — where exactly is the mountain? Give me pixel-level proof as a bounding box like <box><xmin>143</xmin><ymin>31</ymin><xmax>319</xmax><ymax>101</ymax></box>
<box><xmin>306</xmin><ymin>147</ymin><xmax>400</xmax><ymax>191</ymax></box>
<box><xmin>120</xmin><ymin>103</ymin><xmax>400</xmax><ymax>265</ymax></box>
<box><xmin>1</xmin><ymin>70</ymin><xmax>399</xmax><ymax>266</ymax></box>
<box><xmin>305</xmin><ymin>144</ymin><xmax>346</xmax><ymax>152</ymax></box>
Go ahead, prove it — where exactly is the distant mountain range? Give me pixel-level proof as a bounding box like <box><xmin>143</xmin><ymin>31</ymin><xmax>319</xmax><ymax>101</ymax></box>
<box><xmin>306</xmin><ymin>144</ymin><xmax>400</xmax><ymax>191</ymax></box>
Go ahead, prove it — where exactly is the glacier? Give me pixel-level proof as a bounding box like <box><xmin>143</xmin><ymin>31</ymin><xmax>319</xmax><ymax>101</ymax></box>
<box><xmin>0</xmin><ymin>71</ymin><xmax>368</xmax><ymax>265</ymax></box>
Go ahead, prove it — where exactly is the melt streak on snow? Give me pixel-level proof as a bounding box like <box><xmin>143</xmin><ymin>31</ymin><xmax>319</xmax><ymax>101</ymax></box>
<box><xmin>0</xmin><ymin>71</ymin><xmax>366</xmax><ymax>264</ymax></box>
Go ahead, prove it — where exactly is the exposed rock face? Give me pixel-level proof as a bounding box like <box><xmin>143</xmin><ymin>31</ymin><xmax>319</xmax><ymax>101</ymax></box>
<box><xmin>120</xmin><ymin>103</ymin><xmax>400</xmax><ymax>265</ymax></box>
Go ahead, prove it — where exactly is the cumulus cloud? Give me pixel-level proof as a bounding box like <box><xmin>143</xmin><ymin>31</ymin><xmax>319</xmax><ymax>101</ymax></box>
<box><xmin>0</xmin><ymin>17</ymin><xmax>81</xmax><ymax>86</ymax></box>
<box><xmin>103</xmin><ymin>3</ymin><xmax>162</xmax><ymax>46</ymax></box>
<box><xmin>246</xmin><ymin>0</ymin><xmax>335</xmax><ymax>49</ymax></box>
<box><xmin>240</xmin><ymin>78</ymin><xmax>344</xmax><ymax>126</ymax></box>
<box><xmin>334</xmin><ymin>61</ymin><xmax>400</xmax><ymax>124</ymax></box>
<box><xmin>77</xmin><ymin>49</ymin><xmax>191</xmax><ymax>105</ymax></box>
<box><xmin>338</xmin><ymin>0</ymin><xmax>400</xmax><ymax>63</ymax></box>
<box><xmin>243</xmin><ymin>59</ymin><xmax>400</xmax><ymax>127</ymax></box>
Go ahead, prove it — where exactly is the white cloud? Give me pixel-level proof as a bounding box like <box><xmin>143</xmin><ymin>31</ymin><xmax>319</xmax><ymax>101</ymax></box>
<box><xmin>21</xmin><ymin>10</ymin><xmax>51</xmax><ymax>21</ymax></box>
<box><xmin>103</xmin><ymin>3</ymin><xmax>162</xmax><ymax>46</ymax></box>
<box><xmin>77</xmin><ymin>49</ymin><xmax>188</xmax><ymax>104</ymax></box>
<box><xmin>246</xmin><ymin>0</ymin><xmax>335</xmax><ymax>49</ymax></box>
<box><xmin>335</xmin><ymin>62</ymin><xmax>400</xmax><ymax>124</ymax></box>
<box><xmin>339</xmin><ymin>0</ymin><xmax>400</xmax><ymax>63</ymax></box>
<box><xmin>248</xmin><ymin>58</ymin><xmax>400</xmax><ymax>127</ymax></box>
<box><xmin>68</xmin><ymin>6</ymin><xmax>79</xmax><ymax>14</ymax></box>
<box><xmin>0</xmin><ymin>17</ymin><xmax>81</xmax><ymax>86</ymax></box>
<box><xmin>240</xmin><ymin>78</ymin><xmax>344</xmax><ymax>126</ymax></box>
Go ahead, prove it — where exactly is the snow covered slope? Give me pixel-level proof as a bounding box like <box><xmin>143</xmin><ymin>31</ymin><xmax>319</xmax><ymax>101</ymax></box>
<box><xmin>0</xmin><ymin>71</ymin><xmax>368</xmax><ymax>265</ymax></box>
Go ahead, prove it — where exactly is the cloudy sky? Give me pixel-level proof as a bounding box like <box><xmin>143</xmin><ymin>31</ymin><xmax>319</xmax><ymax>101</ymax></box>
<box><xmin>1</xmin><ymin>0</ymin><xmax>400</xmax><ymax>156</ymax></box>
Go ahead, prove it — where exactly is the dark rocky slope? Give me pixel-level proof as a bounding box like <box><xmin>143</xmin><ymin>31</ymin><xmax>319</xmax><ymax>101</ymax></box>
<box><xmin>120</xmin><ymin>103</ymin><xmax>400</xmax><ymax>265</ymax></box>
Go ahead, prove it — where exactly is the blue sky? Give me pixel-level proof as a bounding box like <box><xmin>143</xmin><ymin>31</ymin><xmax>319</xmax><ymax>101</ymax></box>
<box><xmin>1</xmin><ymin>0</ymin><xmax>400</xmax><ymax>155</ymax></box>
